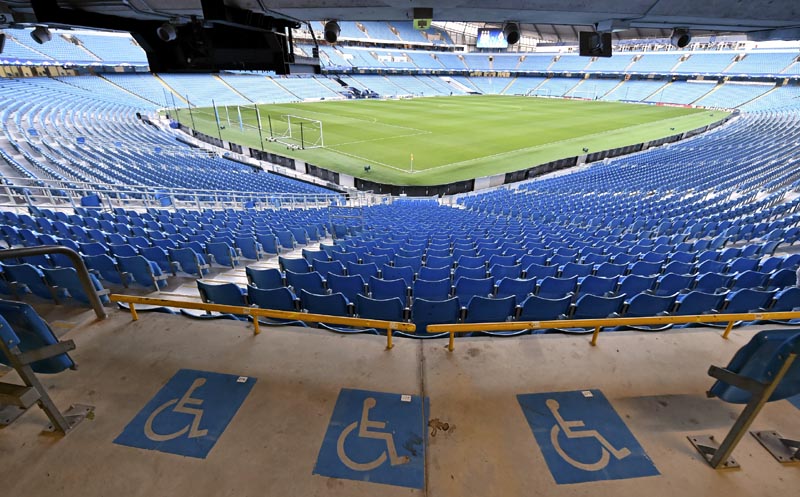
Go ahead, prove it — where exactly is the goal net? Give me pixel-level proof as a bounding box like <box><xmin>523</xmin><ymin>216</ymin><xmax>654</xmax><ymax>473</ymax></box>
<box><xmin>525</xmin><ymin>88</ymin><xmax>550</xmax><ymax>97</ymax></box>
<box><xmin>268</xmin><ymin>114</ymin><xmax>325</xmax><ymax>150</ymax></box>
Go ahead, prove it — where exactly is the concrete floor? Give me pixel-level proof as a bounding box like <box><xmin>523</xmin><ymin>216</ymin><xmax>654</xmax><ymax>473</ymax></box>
<box><xmin>1</xmin><ymin>309</ymin><xmax>798</xmax><ymax>497</ymax></box>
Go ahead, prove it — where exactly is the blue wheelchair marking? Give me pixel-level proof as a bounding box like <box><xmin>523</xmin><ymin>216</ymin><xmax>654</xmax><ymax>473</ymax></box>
<box><xmin>789</xmin><ymin>394</ymin><xmax>800</xmax><ymax>410</ymax></box>
<box><xmin>517</xmin><ymin>389</ymin><xmax>659</xmax><ymax>485</ymax></box>
<box><xmin>114</xmin><ymin>369</ymin><xmax>256</xmax><ymax>459</ymax></box>
<box><xmin>313</xmin><ymin>388</ymin><xmax>428</xmax><ymax>489</ymax></box>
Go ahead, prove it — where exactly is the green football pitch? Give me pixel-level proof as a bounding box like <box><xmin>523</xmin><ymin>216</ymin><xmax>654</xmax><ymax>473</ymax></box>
<box><xmin>175</xmin><ymin>95</ymin><xmax>729</xmax><ymax>186</ymax></box>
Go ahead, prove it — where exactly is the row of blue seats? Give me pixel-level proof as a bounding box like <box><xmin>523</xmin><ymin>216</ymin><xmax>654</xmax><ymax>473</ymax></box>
<box><xmin>196</xmin><ymin>277</ymin><xmax>800</xmax><ymax>337</ymax></box>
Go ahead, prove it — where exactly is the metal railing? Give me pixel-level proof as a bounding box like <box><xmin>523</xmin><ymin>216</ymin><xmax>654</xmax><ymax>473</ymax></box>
<box><xmin>110</xmin><ymin>294</ymin><xmax>415</xmax><ymax>349</ymax></box>
<box><xmin>428</xmin><ymin>311</ymin><xmax>800</xmax><ymax>351</ymax></box>
<box><xmin>0</xmin><ymin>246</ymin><xmax>107</xmax><ymax>320</ymax></box>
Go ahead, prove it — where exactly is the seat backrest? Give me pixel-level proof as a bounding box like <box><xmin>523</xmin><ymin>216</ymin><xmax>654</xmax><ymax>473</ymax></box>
<box><xmin>412</xmin><ymin>297</ymin><xmax>461</xmax><ymax>336</ymax></box>
<box><xmin>418</xmin><ymin>265</ymin><xmax>451</xmax><ymax>281</ymax></box>
<box><xmin>0</xmin><ymin>301</ymin><xmax>74</xmax><ymax>373</ymax></box>
<box><xmin>495</xmin><ymin>277</ymin><xmax>537</xmax><ymax>301</ymax></box>
<box><xmin>579</xmin><ymin>275</ymin><xmax>618</xmax><ymax>297</ymax></box>
<box><xmin>327</xmin><ymin>274</ymin><xmax>365</xmax><ymax>302</ymax></box>
<box><xmin>518</xmin><ymin>294</ymin><xmax>572</xmax><ymax>321</ymax></box>
<box><xmin>247</xmin><ymin>285</ymin><xmax>297</xmax><ymax>311</ymax></box>
<box><xmin>346</xmin><ymin>262</ymin><xmax>379</xmax><ymax>280</ymax></box>
<box><xmin>369</xmin><ymin>276</ymin><xmax>407</xmax><ymax>301</ymax></box>
<box><xmin>723</xmin><ymin>288</ymin><xmax>775</xmax><ymax>313</ymax></box>
<box><xmin>43</xmin><ymin>267</ymin><xmax>108</xmax><ymax>305</ymax></box>
<box><xmin>356</xmin><ymin>294</ymin><xmax>405</xmax><ymax>322</ymax></box>
<box><xmin>313</xmin><ymin>259</ymin><xmax>346</xmax><ymax>278</ymax></box>
<box><xmin>617</xmin><ymin>274</ymin><xmax>656</xmax><ymax>296</ymax></box>
<box><xmin>572</xmin><ymin>293</ymin><xmax>626</xmax><ymax>319</ymax></box>
<box><xmin>453</xmin><ymin>276</ymin><xmax>494</xmax><ymax>302</ymax></box>
<box><xmin>537</xmin><ymin>275</ymin><xmax>578</xmax><ymax>299</ymax></box>
<box><xmin>709</xmin><ymin>329</ymin><xmax>800</xmax><ymax>404</ymax></box>
<box><xmin>413</xmin><ymin>278</ymin><xmax>452</xmax><ymax>301</ymax></box>
<box><xmin>285</xmin><ymin>270</ymin><xmax>326</xmax><ymax>294</ymax></box>
<box><xmin>674</xmin><ymin>291</ymin><xmax>727</xmax><ymax>315</ymax></box>
<box><xmin>625</xmin><ymin>292</ymin><xmax>676</xmax><ymax>317</ymax></box>
<box><xmin>381</xmin><ymin>264</ymin><xmax>414</xmax><ymax>286</ymax></box>
<box><xmin>465</xmin><ymin>295</ymin><xmax>516</xmax><ymax>323</ymax></box>
<box><xmin>300</xmin><ymin>290</ymin><xmax>350</xmax><ymax>317</ymax></box>
<box><xmin>769</xmin><ymin>286</ymin><xmax>800</xmax><ymax>312</ymax></box>
<box><xmin>197</xmin><ymin>281</ymin><xmax>246</xmax><ymax>307</ymax></box>
<box><xmin>279</xmin><ymin>256</ymin><xmax>311</xmax><ymax>273</ymax></box>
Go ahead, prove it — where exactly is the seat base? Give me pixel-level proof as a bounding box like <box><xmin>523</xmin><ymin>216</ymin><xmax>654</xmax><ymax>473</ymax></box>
<box><xmin>0</xmin><ymin>404</ymin><xmax>28</xmax><ymax>427</ymax></box>
<box><xmin>688</xmin><ymin>435</ymin><xmax>740</xmax><ymax>469</ymax></box>
<box><xmin>45</xmin><ymin>404</ymin><xmax>94</xmax><ymax>435</ymax></box>
<box><xmin>751</xmin><ymin>430</ymin><xmax>800</xmax><ymax>464</ymax></box>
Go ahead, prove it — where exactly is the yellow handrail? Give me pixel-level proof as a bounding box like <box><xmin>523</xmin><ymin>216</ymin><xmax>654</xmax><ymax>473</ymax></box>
<box><xmin>428</xmin><ymin>311</ymin><xmax>800</xmax><ymax>351</ymax></box>
<box><xmin>110</xmin><ymin>294</ymin><xmax>415</xmax><ymax>349</ymax></box>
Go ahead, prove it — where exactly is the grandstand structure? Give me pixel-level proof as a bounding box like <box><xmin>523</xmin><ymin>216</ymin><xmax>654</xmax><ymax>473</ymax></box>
<box><xmin>0</xmin><ymin>18</ymin><xmax>800</xmax><ymax>497</ymax></box>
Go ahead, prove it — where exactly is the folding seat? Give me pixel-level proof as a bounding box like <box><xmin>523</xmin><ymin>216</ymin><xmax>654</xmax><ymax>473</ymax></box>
<box><xmin>368</xmin><ymin>276</ymin><xmax>408</xmax><ymax>301</ymax></box>
<box><xmin>197</xmin><ymin>280</ymin><xmax>247</xmax><ymax>307</ymax></box>
<box><xmin>413</xmin><ymin>278</ymin><xmax>452</xmax><ymax>301</ymax></box>
<box><xmin>299</xmin><ymin>290</ymin><xmax>372</xmax><ymax>334</ymax></box>
<box><xmin>425</xmin><ymin>246</ymin><xmax>450</xmax><ymax>257</ymax></box>
<box><xmin>370</xmin><ymin>247</ymin><xmax>395</xmax><ymax>258</ymax></box>
<box><xmin>274</xmin><ymin>230</ymin><xmax>296</xmax><ymax>250</ymax></box>
<box><xmin>452</xmin><ymin>276</ymin><xmax>494</xmax><ymax>306</ymax></box>
<box><xmin>327</xmin><ymin>274</ymin><xmax>366</xmax><ymax>303</ymax></box>
<box><xmin>548</xmin><ymin>254</ymin><xmax>576</xmax><ymax>266</ymax></box>
<box><xmin>398</xmin><ymin>247</ymin><xmax>425</xmax><ymax>259</ymax></box>
<box><xmin>524</xmin><ymin>263</ymin><xmax>558</xmax><ymax>281</ymax></box>
<box><xmin>117</xmin><ymin>255</ymin><xmax>168</xmax><ymax>290</ymax></box>
<box><xmin>710</xmin><ymin>288</ymin><xmax>776</xmax><ymax>328</ymax></box>
<box><xmin>611</xmin><ymin>253</ymin><xmax>637</xmax><ymax>265</ymax></box>
<box><xmin>394</xmin><ymin>255</ymin><xmax>422</xmax><ymax>273</ymax></box>
<box><xmin>346</xmin><ymin>262</ymin><xmax>380</xmax><ymax>282</ymax></box>
<box><xmin>139</xmin><ymin>246</ymin><xmax>174</xmax><ymax>274</ymax></box>
<box><xmin>235</xmin><ymin>236</ymin><xmax>262</xmax><ymax>261</ymax></box>
<box><xmin>537</xmin><ymin>275</ymin><xmax>578</xmax><ymax>300</ymax></box>
<box><xmin>628</xmin><ymin>260</ymin><xmax>662</xmax><ymax>277</ymax></box>
<box><xmin>166</xmin><ymin>247</ymin><xmax>208</xmax><ymax>278</ymax></box>
<box><xmin>206</xmin><ymin>242</ymin><xmax>239</xmax><ymax>268</ymax></box>
<box><xmin>718</xmin><ymin>247</ymin><xmax>742</xmax><ymax>262</ymax></box>
<box><xmin>286</xmin><ymin>270</ymin><xmax>326</xmax><ymax>295</ymax></box>
<box><xmin>594</xmin><ymin>262</ymin><xmax>627</xmax><ymax>278</ymax></box>
<box><xmin>518</xmin><ymin>294</ymin><xmax>572</xmax><ymax>328</ymax></box>
<box><xmin>348</xmin><ymin>246</ymin><xmax>370</xmax><ymax>262</ymax></box>
<box><xmin>726</xmin><ymin>257</ymin><xmax>760</xmax><ymax>274</ymax></box>
<box><xmin>288</xmin><ymin>227</ymin><xmax>308</xmax><ymax>245</ymax></box>
<box><xmin>3</xmin><ymin>263</ymin><xmax>58</xmax><ymax>301</ymax></box>
<box><xmin>0</xmin><ymin>302</ymin><xmax>93</xmax><ymax>434</ymax></box>
<box><xmin>426</xmin><ymin>255</ymin><xmax>454</xmax><ymax>269</ymax></box>
<box><xmin>495</xmin><ymin>277</ymin><xmax>537</xmax><ymax>302</ymax></box>
<box><xmin>759</xmin><ymin>256</ymin><xmax>784</xmax><ymax>274</ymax></box>
<box><xmin>355</xmin><ymin>294</ymin><xmax>407</xmax><ymax>323</ymax></box>
<box><xmin>478</xmin><ymin>247</ymin><xmax>503</xmax><ymax>259</ymax></box>
<box><xmin>669</xmin><ymin>250</ymin><xmax>697</xmax><ymax>263</ymax></box>
<box><xmin>457</xmin><ymin>255</ymin><xmax>487</xmax><ymax>269</ymax></box>
<box><xmin>765</xmin><ymin>268</ymin><xmax>797</xmax><ymax>291</ymax></box>
<box><xmin>256</xmin><ymin>233</ymin><xmax>281</xmax><ymax>255</ymax></box>
<box><xmin>313</xmin><ymin>259</ymin><xmax>346</xmax><ymax>278</ymax></box>
<box><xmin>640</xmin><ymin>252</ymin><xmax>668</xmax><ymax>264</ymax></box>
<box><xmin>487</xmin><ymin>254</ymin><xmax>515</xmax><ymax>268</ymax></box>
<box><xmin>662</xmin><ymin>260</ymin><xmax>694</xmax><ymax>275</ymax></box>
<box><xmin>279</xmin><ymin>256</ymin><xmax>311</xmax><ymax>274</ymax></box>
<box><xmin>518</xmin><ymin>253</ymin><xmax>548</xmax><ymax>268</ymax></box>
<box><xmin>559</xmin><ymin>294</ymin><xmax>626</xmax><ymax>334</ymax></box>
<box><xmin>615</xmin><ymin>274</ymin><xmax>657</xmax><ymax>297</ymax></box>
<box><xmin>578</xmin><ymin>275</ymin><xmax>618</xmax><ymax>297</ymax></box>
<box><xmin>418</xmin><ymin>266</ymin><xmax>451</xmax><ymax>281</ymax></box>
<box><xmin>763</xmin><ymin>287</ymin><xmax>800</xmax><ymax>325</ymax></box>
<box><xmin>382</xmin><ymin>264</ymin><xmax>414</xmax><ymax>287</ymax></box>
<box><xmin>559</xmin><ymin>262</ymin><xmax>593</xmax><ymax>279</ymax></box>
<box><xmin>410</xmin><ymin>297</ymin><xmax>460</xmax><ymax>337</ymax></box>
<box><xmin>693</xmin><ymin>272</ymin><xmax>733</xmax><ymax>294</ymax></box>
<box><xmin>652</xmin><ymin>273</ymin><xmax>694</xmax><ymax>296</ymax></box>
<box><xmin>464</xmin><ymin>295</ymin><xmax>517</xmax><ymax>334</ymax></box>
<box><xmin>616</xmin><ymin>293</ymin><xmax>677</xmax><ymax>331</ymax></box>
<box><xmin>18</xmin><ymin>229</ymin><xmax>42</xmax><ymax>247</ymax></box>
<box><xmin>696</xmin><ymin>250</ymin><xmax>720</xmax><ymax>264</ymax></box>
<box><xmin>0</xmin><ymin>225</ymin><xmax>22</xmax><ymax>246</ymax></box>
<box><xmin>125</xmin><ymin>235</ymin><xmax>150</xmax><ymax>249</ymax></box>
<box><xmin>729</xmin><ymin>270</ymin><xmax>769</xmax><ymax>291</ymax></box>
<box><xmin>245</xmin><ymin>267</ymin><xmax>282</xmax><ymax>290</ymax></box>
<box><xmin>581</xmin><ymin>253</ymin><xmax>610</xmax><ymax>266</ymax></box>
<box><xmin>331</xmin><ymin>251</ymin><xmax>359</xmax><ymax>266</ymax></box>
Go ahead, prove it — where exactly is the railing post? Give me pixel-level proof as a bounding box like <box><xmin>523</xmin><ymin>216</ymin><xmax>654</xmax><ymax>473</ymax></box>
<box><xmin>0</xmin><ymin>246</ymin><xmax>106</xmax><ymax>320</ymax></box>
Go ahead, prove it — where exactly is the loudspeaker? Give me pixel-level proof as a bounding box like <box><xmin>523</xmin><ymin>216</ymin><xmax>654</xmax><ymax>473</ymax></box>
<box><xmin>324</xmin><ymin>21</ymin><xmax>340</xmax><ymax>43</ymax></box>
<box><xmin>579</xmin><ymin>31</ymin><xmax>611</xmax><ymax>58</ymax></box>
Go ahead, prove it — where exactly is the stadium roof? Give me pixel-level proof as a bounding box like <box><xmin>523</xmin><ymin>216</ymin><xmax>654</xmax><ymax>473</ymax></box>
<box><xmin>2</xmin><ymin>0</ymin><xmax>800</xmax><ymax>41</ymax></box>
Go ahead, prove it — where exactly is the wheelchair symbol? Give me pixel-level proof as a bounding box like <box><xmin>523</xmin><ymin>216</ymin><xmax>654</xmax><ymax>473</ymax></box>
<box><xmin>546</xmin><ymin>398</ymin><xmax>631</xmax><ymax>471</ymax></box>
<box><xmin>144</xmin><ymin>378</ymin><xmax>209</xmax><ymax>442</ymax></box>
<box><xmin>336</xmin><ymin>397</ymin><xmax>410</xmax><ymax>471</ymax></box>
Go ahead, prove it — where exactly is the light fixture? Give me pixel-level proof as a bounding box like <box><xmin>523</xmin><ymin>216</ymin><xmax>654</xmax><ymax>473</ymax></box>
<box><xmin>324</xmin><ymin>20</ymin><xmax>340</xmax><ymax>43</ymax></box>
<box><xmin>156</xmin><ymin>23</ymin><xmax>177</xmax><ymax>42</ymax></box>
<box><xmin>670</xmin><ymin>28</ymin><xmax>691</xmax><ymax>48</ymax></box>
<box><xmin>30</xmin><ymin>26</ymin><xmax>52</xmax><ymax>44</ymax></box>
<box><xmin>503</xmin><ymin>22</ymin><xmax>520</xmax><ymax>45</ymax></box>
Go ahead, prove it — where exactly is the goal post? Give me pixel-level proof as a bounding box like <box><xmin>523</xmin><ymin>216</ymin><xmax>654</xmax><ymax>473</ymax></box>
<box><xmin>267</xmin><ymin>114</ymin><xmax>325</xmax><ymax>150</ymax></box>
